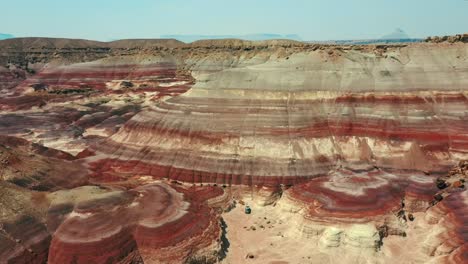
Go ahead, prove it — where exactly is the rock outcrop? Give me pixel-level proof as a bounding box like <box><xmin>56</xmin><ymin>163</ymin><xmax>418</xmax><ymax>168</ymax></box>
<box><xmin>85</xmin><ymin>41</ymin><xmax>468</xmax><ymax>186</ymax></box>
<box><xmin>425</xmin><ymin>34</ymin><xmax>468</xmax><ymax>43</ymax></box>
<box><xmin>0</xmin><ymin>36</ymin><xmax>467</xmax><ymax>263</ymax></box>
<box><xmin>48</xmin><ymin>184</ymin><xmax>223</xmax><ymax>264</ymax></box>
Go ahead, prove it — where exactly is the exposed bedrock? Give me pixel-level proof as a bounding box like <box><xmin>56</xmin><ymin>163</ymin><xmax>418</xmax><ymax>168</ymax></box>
<box><xmin>0</xmin><ymin>38</ymin><xmax>468</xmax><ymax>263</ymax></box>
<box><xmin>0</xmin><ymin>215</ymin><xmax>51</xmax><ymax>264</ymax></box>
<box><xmin>88</xmin><ymin>43</ymin><xmax>468</xmax><ymax>186</ymax></box>
<box><xmin>47</xmin><ymin>184</ymin><xmax>223</xmax><ymax>264</ymax></box>
<box><xmin>14</xmin><ymin>59</ymin><xmax>193</xmax><ymax>97</ymax></box>
<box><xmin>0</xmin><ymin>135</ymin><xmax>225</xmax><ymax>263</ymax></box>
<box><xmin>0</xmin><ymin>135</ymin><xmax>87</xmax><ymax>191</ymax></box>
<box><xmin>215</xmin><ymin>162</ymin><xmax>466</xmax><ymax>263</ymax></box>
<box><xmin>416</xmin><ymin>161</ymin><xmax>468</xmax><ymax>263</ymax></box>
<box><xmin>0</xmin><ymin>56</ymin><xmax>193</xmax><ymax>154</ymax></box>
<box><xmin>285</xmin><ymin>168</ymin><xmax>436</xmax><ymax>221</ymax></box>
<box><xmin>0</xmin><ymin>136</ymin><xmax>87</xmax><ymax>263</ymax></box>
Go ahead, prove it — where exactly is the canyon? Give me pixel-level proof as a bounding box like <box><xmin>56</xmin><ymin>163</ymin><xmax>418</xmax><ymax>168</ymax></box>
<box><xmin>0</xmin><ymin>36</ymin><xmax>467</xmax><ymax>263</ymax></box>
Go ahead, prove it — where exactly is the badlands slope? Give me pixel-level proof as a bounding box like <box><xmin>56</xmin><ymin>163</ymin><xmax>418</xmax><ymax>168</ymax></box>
<box><xmin>0</xmin><ymin>36</ymin><xmax>467</xmax><ymax>263</ymax></box>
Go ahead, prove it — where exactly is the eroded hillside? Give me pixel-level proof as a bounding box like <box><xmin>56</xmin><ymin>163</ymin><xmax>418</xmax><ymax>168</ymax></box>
<box><xmin>0</xmin><ymin>37</ymin><xmax>467</xmax><ymax>263</ymax></box>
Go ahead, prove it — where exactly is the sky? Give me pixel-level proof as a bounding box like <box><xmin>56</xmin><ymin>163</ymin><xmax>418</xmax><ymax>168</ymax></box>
<box><xmin>2</xmin><ymin>0</ymin><xmax>468</xmax><ymax>41</ymax></box>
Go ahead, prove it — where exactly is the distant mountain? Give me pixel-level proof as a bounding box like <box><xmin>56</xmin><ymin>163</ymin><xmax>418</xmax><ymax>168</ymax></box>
<box><xmin>381</xmin><ymin>28</ymin><xmax>410</xmax><ymax>40</ymax></box>
<box><xmin>307</xmin><ymin>29</ymin><xmax>422</xmax><ymax>45</ymax></box>
<box><xmin>160</xmin><ymin>33</ymin><xmax>302</xmax><ymax>43</ymax></box>
<box><xmin>307</xmin><ymin>38</ymin><xmax>423</xmax><ymax>45</ymax></box>
<box><xmin>0</xmin><ymin>33</ymin><xmax>14</xmax><ymax>40</ymax></box>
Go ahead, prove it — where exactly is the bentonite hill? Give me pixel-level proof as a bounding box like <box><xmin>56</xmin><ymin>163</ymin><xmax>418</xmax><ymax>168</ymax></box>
<box><xmin>0</xmin><ymin>35</ymin><xmax>467</xmax><ymax>264</ymax></box>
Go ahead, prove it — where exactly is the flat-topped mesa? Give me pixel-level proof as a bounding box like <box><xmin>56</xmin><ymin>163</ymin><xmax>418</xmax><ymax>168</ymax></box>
<box><xmin>0</xmin><ymin>37</ymin><xmax>304</xmax><ymax>50</ymax></box>
<box><xmin>1</xmin><ymin>36</ymin><xmax>467</xmax><ymax>185</ymax></box>
<box><xmin>0</xmin><ymin>37</ymin><xmax>185</xmax><ymax>50</ymax></box>
<box><xmin>0</xmin><ymin>35</ymin><xmax>467</xmax><ymax>264</ymax></box>
<box><xmin>0</xmin><ymin>36</ymin><xmax>414</xmax><ymax>66</ymax></box>
<box><xmin>82</xmin><ymin>39</ymin><xmax>468</xmax><ymax>186</ymax></box>
<box><xmin>187</xmin><ymin>38</ymin><xmax>306</xmax><ymax>48</ymax></box>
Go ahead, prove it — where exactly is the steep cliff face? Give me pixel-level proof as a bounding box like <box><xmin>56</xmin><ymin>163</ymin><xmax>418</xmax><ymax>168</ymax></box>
<box><xmin>0</xmin><ymin>37</ymin><xmax>467</xmax><ymax>263</ymax></box>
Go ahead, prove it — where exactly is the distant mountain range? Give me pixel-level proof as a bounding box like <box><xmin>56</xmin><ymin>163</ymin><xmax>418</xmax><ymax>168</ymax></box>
<box><xmin>0</xmin><ymin>29</ymin><xmax>423</xmax><ymax>45</ymax></box>
<box><xmin>309</xmin><ymin>38</ymin><xmax>423</xmax><ymax>45</ymax></box>
<box><xmin>307</xmin><ymin>29</ymin><xmax>422</xmax><ymax>45</ymax></box>
<box><xmin>0</xmin><ymin>33</ymin><xmax>14</xmax><ymax>40</ymax></box>
<box><xmin>161</xmin><ymin>29</ymin><xmax>420</xmax><ymax>44</ymax></box>
<box><xmin>160</xmin><ymin>33</ymin><xmax>302</xmax><ymax>43</ymax></box>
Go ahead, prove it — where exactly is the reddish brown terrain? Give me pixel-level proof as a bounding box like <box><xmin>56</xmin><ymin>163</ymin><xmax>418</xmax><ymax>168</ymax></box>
<box><xmin>0</xmin><ymin>35</ymin><xmax>467</xmax><ymax>263</ymax></box>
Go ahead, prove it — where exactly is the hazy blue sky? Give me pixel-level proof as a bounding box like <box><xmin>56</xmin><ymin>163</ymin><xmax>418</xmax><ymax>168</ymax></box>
<box><xmin>2</xmin><ymin>0</ymin><xmax>468</xmax><ymax>41</ymax></box>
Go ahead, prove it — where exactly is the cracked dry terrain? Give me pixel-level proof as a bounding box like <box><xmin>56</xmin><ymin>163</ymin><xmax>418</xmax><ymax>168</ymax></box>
<box><xmin>0</xmin><ymin>37</ymin><xmax>467</xmax><ymax>263</ymax></box>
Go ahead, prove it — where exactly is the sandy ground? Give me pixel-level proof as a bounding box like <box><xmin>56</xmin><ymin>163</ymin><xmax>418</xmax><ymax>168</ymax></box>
<box><xmin>220</xmin><ymin>198</ymin><xmax>437</xmax><ymax>264</ymax></box>
<box><xmin>220</xmin><ymin>199</ymin><xmax>376</xmax><ymax>264</ymax></box>
<box><xmin>221</xmin><ymin>200</ymin><xmax>298</xmax><ymax>264</ymax></box>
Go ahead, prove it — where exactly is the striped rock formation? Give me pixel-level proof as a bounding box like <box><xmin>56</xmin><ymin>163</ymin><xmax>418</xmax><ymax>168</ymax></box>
<box><xmin>0</xmin><ymin>37</ymin><xmax>467</xmax><ymax>263</ymax></box>
<box><xmin>0</xmin><ymin>135</ymin><xmax>225</xmax><ymax>263</ymax></box>
<box><xmin>90</xmin><ymin>42</ymin><xmax>468</xmax><ymax>186</ymax></box>
<box><xmin>47</xmin><ymin>184</ymin><xmax>223</xmax><ymax>264</ymax></box>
